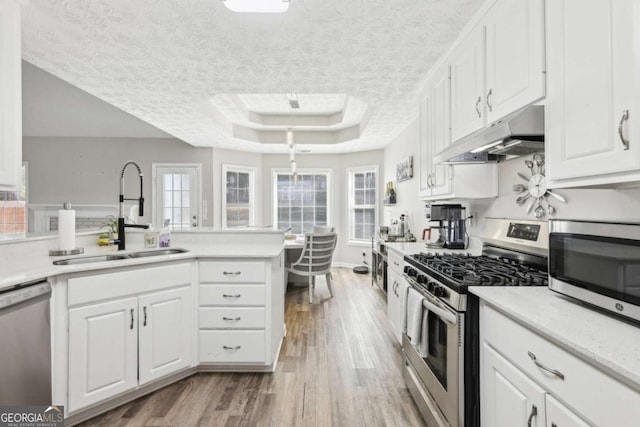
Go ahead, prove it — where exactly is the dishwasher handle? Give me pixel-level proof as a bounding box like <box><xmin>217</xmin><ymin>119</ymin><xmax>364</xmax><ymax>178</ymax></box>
<box><xmin>0</xmin><ymin>281</ymin><xmax>51</xmax><ymax>311</ymax></box>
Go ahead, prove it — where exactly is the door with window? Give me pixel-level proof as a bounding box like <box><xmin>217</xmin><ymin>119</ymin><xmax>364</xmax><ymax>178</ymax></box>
<box><xmin>153</xmin><ymin>164</ymin><xmax>201</xmax><ymax>229</ymax></box>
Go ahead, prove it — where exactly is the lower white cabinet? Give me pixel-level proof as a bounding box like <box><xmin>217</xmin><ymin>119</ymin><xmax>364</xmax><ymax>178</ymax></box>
<box><xmin>480</xmin><ymin>302</ymin><xmax>640</xmax><ymax>427</ymax></box>
<box><xmin>482</xmin><ymin>341</ymin><xmax>546</xmax><ymax>427</ymax></box>
<box><xmin>198</xmin><ymin>258</ymin><xmax>284</xmax><ymax>368</ymax></box>
<box><xmin>65</xmin><ymin>263</ymin><xmax>194</xmax><ymax>413</ymax></box>
<box><xmin>386</xmin><ymin>270</ymin><xmax>409</xmax><ymax>344</ymax></box>
<box><xmin>68</xmin><ymin>297</ymin><xmax>138</xmax><ymax>412</ymax></box>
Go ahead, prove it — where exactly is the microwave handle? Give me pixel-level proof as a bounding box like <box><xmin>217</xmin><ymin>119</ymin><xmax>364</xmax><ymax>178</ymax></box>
<box><xmin>422</xmin><ymin>297</ymin><xmax>458</xmax><ymax>325</ymax></box>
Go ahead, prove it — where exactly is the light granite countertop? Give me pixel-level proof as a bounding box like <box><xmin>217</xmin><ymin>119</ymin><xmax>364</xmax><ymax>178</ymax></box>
<box><xmin>470</xmin><ymin>286</ymin><xmax>640</xmax><ymax>389</ymax></box>
<box><xmin>384</xmin><ymin>241</ymin><xmax>483</xmax><ymax>257</ymax></box>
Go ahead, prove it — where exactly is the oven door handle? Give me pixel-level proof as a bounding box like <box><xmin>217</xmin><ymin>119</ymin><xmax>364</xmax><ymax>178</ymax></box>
<box><xmin>422</xmin><ymin>296</ymin><xmax>458</xmax><ymax>326</ymax></box>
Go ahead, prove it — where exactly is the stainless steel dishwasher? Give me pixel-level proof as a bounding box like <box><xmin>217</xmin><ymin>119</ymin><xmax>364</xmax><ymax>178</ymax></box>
<box><xmin>0</xmin><ymin>280</ymin><xmax>52</xmax><ymax>405</ymax></box>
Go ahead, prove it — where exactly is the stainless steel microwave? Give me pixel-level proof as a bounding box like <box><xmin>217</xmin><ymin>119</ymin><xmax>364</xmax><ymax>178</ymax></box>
<box><xmin>549</xmin><ymin>219</ymin><xmax>640</xmax><ymax>323</ymax></box>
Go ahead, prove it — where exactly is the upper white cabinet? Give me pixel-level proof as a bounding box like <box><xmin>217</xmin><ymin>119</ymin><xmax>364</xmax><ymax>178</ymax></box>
<box><xmin>450</xmin><ymin>25</ymin><xmax>487</xmax><ymax>142</ymax></box>
<box><xmin>419</xmin><ymin>64</ymin><xmax>498</xmax><ymax>201</ymax></box>
<box><xmin>450</xmin><ymin>0</ymin><xmax>545</xmax><ymax>142</ymax></box>
<box><xmin>485</xmin><ymin>0</ymin><xmax>545</xmax><ymax>123</ymax></box>
<box><xmin>546</xmin><ymin>0</ymin><xmax>640</xmax><ymax>187</ymax></box>
<box><xmin>0</xmin><ymin>0</ymin><xmax>22</xmax><ymax>190</ymax></box>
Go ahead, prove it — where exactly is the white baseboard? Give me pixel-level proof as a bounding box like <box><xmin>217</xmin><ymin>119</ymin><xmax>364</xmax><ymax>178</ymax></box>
<box><xmin>332</xmin><ymin>262</ymin><xmax>359</xmax><ymax>269</ymax></box>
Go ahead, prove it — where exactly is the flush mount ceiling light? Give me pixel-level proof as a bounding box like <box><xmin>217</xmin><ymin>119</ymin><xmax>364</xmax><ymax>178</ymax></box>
<box><xmin>222</xmin><ymin>0</ymin><xmax>290</xmax><ymax>13</ymax></box>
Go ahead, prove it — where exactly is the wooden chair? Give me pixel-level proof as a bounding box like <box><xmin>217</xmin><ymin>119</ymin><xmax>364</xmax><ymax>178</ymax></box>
<box><xmin>287</xmin><ymin>231</ymin><xmax>338</xmax><ymax>304</ymax></box>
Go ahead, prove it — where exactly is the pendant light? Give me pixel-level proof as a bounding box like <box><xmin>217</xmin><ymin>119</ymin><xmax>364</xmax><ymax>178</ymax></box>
<box><xmin>287</xmin><ymin>128</ymin><xmax>298</xmax><ymax>185</ymax></box>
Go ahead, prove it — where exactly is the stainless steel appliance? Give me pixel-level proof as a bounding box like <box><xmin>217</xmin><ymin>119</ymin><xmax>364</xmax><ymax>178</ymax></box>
<box><xmin>433</xmin><ymin>105</ymin><xmax>544</xmax><ymax>164</ymax></box>
<box><xmin>0</xmin><ymin>280</ymin><xmax>52</xmax><ymax>405</ymax></box>
<box><xmin>372</xmin><ymin>241</ymin><xmax>388</xmax><ymax>294</ymax></box>
<box><xmin>425</xmin><ymin>204</ymin><xmax>467</xmax><ymax>249</ymax></box>
<box><xmin>549</xmin><ymin>219</ymin><xmax>640</xmax><ymax>323</ymax></box>
<box><xmin>402</xmin><ymin>218</ymin><xmax>548</xmax><ymax>426</ymax></box>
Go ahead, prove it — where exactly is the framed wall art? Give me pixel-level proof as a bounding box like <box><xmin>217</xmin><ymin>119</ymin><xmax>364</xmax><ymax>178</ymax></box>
<box><xmin>396</xmin><ymin>155</ymin><xmax>413</xmax><ymax>182</ymax></box>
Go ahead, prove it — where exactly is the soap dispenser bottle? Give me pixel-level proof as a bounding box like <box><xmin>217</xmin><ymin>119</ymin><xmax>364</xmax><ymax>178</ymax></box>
<box><xmin>159</xmin><ymin>219</ymin><xmax>171</xmax><ymax>248</ymax></box>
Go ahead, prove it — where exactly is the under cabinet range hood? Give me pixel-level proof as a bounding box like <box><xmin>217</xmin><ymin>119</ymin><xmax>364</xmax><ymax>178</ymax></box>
<box><xmin>434</xmin><ymin>105</ymin><xmax>544</xmax><ymax>164</ymax></box>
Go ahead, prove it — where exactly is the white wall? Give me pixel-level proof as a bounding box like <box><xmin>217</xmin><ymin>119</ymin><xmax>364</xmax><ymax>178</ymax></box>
<box><xmin>23</xmin><ymin>137</ymin><xmax>214</xmax><ymax>226</ymax></box>
<box><xmin>261</xmin><ymin>150</ymin><xmax>384</xmax><ymax>266</ymax></box>
<box><xmin>211</xmin><ymin>148</ymin><xmax>263</xmax><ymax>228</ymax></box>
<box><xmin>382</xmin><ymin>118</ymin><xmax>431</xmax><ymax>238</ymax></box>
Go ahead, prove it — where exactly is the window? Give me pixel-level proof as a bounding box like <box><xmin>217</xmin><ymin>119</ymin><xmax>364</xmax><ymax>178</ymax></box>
<box><xmin>222</xmin><ymin>164</ymin><xmax>255</xmax><ymax>228</ymax></box>
<box><xmin>348</xmin><ymin>166</ymin><xmax>377</xmax><ymax>243</ymax></box>
<box><xmin>273</xmin><ymin>169</ymin><xmax>330</xmax><ymax>234</ymax></box>
<box><xmin>152</xmin><ymin>164</ymin><xmax>201</xmax><ymax>230</ymax></box>
<box><xmin>0</xmin><ymin>163</ymin><xmax>27</xmax><ymax>238</ymax></box>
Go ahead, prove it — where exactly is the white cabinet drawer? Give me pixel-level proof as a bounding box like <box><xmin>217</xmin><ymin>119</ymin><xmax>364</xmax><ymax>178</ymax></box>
<box><xmin>481</xmin><ymin>303</ymin><xmax>640</xmax><ymax>427</ymax></box>
<box><xmin>199</xmin><ymin>307</ymin><xmax>265</xmax><ymax>329</ymax></box>
<box><xmin>199</xmin><ymin>330</ymin><xmax>265</xmax><ymax>363</ymax></box>
<box><xmin>199</xmin><ymin>285</ymin><xmax>265</xmax><ymax>306</ymax></box>
<box><xmin>388</xmin><ymin>249</ymin><xmax>404</xmax><ymax>275</ymax></box>
<box><xmin>200</xmin><ymin>261</ymin><xmax>265</xmax><ymax>283</ymax></box>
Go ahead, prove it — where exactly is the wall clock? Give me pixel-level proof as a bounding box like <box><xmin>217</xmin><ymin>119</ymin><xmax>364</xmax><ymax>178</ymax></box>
<box><xmin>514</xmin><ymin>154</ymin><xmax>567</xmax><ymax>218</ymax></box>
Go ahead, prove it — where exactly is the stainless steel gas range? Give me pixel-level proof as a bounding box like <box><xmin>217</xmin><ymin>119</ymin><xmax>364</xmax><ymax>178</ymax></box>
<box><xmin>401</xmin><ymin>218</ymin><xmax>549</xmax><ymax>427</ymax></box>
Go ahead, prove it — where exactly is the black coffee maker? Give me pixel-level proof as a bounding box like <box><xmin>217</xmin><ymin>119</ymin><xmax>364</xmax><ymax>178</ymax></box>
<box><xmin>424</xmin><ymin>204</ymin><xmax>467</xmax><ymax>249</ymax></box>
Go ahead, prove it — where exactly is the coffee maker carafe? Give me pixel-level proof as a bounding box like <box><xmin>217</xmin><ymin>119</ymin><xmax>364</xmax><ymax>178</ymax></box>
<box><xmin>424</xmin><ymin>204</ymin><xmax>467</xmax><ymax>249</ymax></box>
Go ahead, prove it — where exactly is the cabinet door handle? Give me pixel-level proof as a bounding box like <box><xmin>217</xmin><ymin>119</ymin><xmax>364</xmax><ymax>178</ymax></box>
<box><xmin>223</xmin><ymin>294</ymin><xmax>242</xmax><ymax>299</ymax></box>
<box><xmin>527</xmin><ymin>404</ymin><xmax>537</xmax><ymax>427</ymax></box>
<box><xmin>393</xmin><ymin>261</ymin><xmax>400</xmax><ymax>267</ymax></box>
<box><xmin>551</xmin><ymin>423</ymin><xmax>557</xmax><ymax>427</ymax></box>
<box><xmin>618</xmin><ymin>110</ymin><xmax>630</xmax><ymax>150</ymax></box>
<box><xmin>143</xmin><ymin>306</ymin><xmax>148</xmax><ymax>327</ymax></box>
<box><xmin>475</xmin><ymin>96</ymin><xmax>482</xmax><ymax>118</ymax></box>
<box><xmin>223</xmin><ymin>271</ymin><xmax>242</xmax><ymax>276</ymax></box>
<box><xmin>130</xmin><ymin>309</ymin><xmax>134</xmax><ymax>330</ymax></box>
<box><xmin>223</xmin><ymin>345</ymin><xmax>241</xmax><ymax>350</ymax></box>
<box><xmin>222</xmin><ymin>316</ymin><xmax>241</xmax><ymax>321</ymax></box>
<box><xmin>486</xmin><ymin>89</ymin><xmax>493</xmax><ymax>112</ymax></box>
<box><xmin>528</xmin><ymin>351</ymin><xmax>565</xmax><ymax>380</ymax></box>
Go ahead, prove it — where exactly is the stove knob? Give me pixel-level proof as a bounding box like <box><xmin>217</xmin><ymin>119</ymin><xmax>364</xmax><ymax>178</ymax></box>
<box><xmin>408</xmin><ymin>268</ymin><xmax>418</xmax><ymax>277</ymax></box>
<box><xmin>403</xmin><ymin>266</ymin><xmax>411</xmax><ymax>274</ymax></box>
<box><xmin>427</xmin><ymin>282</ymin><xmax>436</xmax><ymax>292</ymax></box>
<box><xmin>417</xmin><ymin>275</ymin><xmax>428</xmax><ymax>284</ymax></box>
<box><xmin>434</xmin><ymin>286</ymin><xmax>446</xmax><ymax>297</ymax></box>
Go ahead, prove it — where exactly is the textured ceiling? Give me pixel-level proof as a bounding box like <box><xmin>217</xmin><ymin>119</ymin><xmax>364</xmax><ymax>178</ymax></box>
<box><xmin>20</xmin><ymin>0</ymin><xmax>483</xmax><ymax>153</ymax></box>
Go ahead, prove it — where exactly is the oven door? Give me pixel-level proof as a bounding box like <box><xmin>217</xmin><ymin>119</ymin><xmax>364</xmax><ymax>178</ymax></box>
<box><xmin>403</xmin><ymin>283</ymin><xmax>464</xmax><ymax>426</ymax></box>
<box><xmin>549</xmin><ymin>220</ymin><xmax>640</xmax><ymax>321</ymax></box>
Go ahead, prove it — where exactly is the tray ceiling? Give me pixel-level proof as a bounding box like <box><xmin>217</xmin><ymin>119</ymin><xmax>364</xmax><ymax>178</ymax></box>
<box><xmin>20</xmin><ymin>0</ymin><xmax>483</xmax><ymax>153</ymax></box>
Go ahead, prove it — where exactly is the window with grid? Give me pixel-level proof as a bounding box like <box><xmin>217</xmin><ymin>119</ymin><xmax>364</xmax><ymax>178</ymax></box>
<box><xmin>273</xmin><ymin>170</ymin><xmax>330</xmax><ymax>234</ymax></box>
<box><xmin>162</xmin><ymin>173</ymin><xmax>191</xmax><ymax>229</ymax></box>
<box><xmin>0</xmin><ymin>164</ymin><xmax>27</xmax><ymax>238</ymax></box>
<box><xmin>223</xmin><ymin>165</ymin><xmax>255</xmax><ymax>228</ymax></box>
<box><xmin>348</xmin><ymin>166</ymin><xmax>377</xmax><ymax>243</ymax></box>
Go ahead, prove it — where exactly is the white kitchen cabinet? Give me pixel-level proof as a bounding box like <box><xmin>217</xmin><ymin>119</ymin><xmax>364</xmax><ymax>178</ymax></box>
<box><xmin>138</xmin><ymin>287</ymin><xmax>193</xmax><ymax>385</ymax></box>
<box><xmin>68</xmin><ymin>297</ymin><xmax>138</xmax><ymax>412</ymax></box>
<box><xmin>450</xmin><ymin>0</ymin><xmax>545</xmax><ymax>143</ymax></box>
<box><xmin>0</xmin><ymin>0</ymin><xmax>22</xmax><ymax>190</ymax></box>
<box><xmin>386</xmin><ymin>269</ymin><xmax>401</xmax><ymax>343</ymax></box>
<box><xmin>480</xmin><ymin>302</ymin><xmax>640</xmax><ymax>427</ymax></box>
<box><xmin>419</xmin><ymin>57</ymin><xmax>498</xmax><ymax>201</ymax></box>
<box><xmin>485</xmin><ymin>0</ymin><xmax>545</xmax><ymax>123</ymax></box>
<box><xmin>546</xmin><ymin>394</ymin><xmax>590</xmax><ymax>427</ymax></box>
<box><xmin>546</xmin><ymin>0</ymin><xmax>640</xmax><ymax>187</ymax></box>
<box><xmin>482</xmin><ymin>341</ymin><xmax>546</xmax><ymax>427</ymax></box>
<box><xmin>198</xmin><ymin>258</ymin><xmax>284</xmax><ymax>368</ymax></box>
<box><xmin>66</xmin><ymin>263</ymin><xmax>194</xmax><ymax>414</ymax></box>
<box><xmin>450</xmin><ymin>24</ymin><xmax>486</xmax><ymax>142</ymax></box>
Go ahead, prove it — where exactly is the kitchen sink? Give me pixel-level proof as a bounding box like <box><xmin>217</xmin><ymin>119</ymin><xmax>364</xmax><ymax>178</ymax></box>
<box><xmin>52</xmin><ymin>248</ymin><xmax>189</xmax><ymax>265</ymax></box>
<box><xmin>127</xmin><ymin>248</ymin><xmax>189</xmax><ymax>258</ymax></box>
<box><xmin>53</xmin><ymin>254</ymin><xmax>130</xmax><ymax>265</ymax></box>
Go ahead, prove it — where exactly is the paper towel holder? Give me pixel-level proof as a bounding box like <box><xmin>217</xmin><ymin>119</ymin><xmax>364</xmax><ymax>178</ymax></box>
<box><xmin>49</xmin><ymin>202</ymin><xmax>85</xmax><ymax>256</ymax></box>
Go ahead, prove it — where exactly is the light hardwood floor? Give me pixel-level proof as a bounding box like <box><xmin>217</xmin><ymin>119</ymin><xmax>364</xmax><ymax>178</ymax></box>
<box><xmin>78</xmin><ymin>268</ymin><xmax>425</xmax><ymax>426</ymax></box>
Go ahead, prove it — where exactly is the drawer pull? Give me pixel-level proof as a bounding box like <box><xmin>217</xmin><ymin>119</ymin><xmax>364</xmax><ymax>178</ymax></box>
<box><xmin>222</xmin><ymin>316</ymin><xmax>241</xmax><ymax>321</ymax></box>
<box><xmin>528</xmin><ymin>351</ymin><xmax>565</xmax><ymax>380</ymax></box>
<box><xmin>223</xmin><ymin>271</ymin><xmax>242</xmax><ymax>276</ymax></box>
<box><xmin>394</xmin><ymin>261</ymin><xmax>400</xmax><ymax>266</ymax></box>
<box><xmin>527</xmin><ymin>404</ymin><xmax>537</xmax><ymax>427</ymax></box>
<box><xmin>222</xmin><ymin>294</ymin><xmax>241</xmax><ymax>299</ymax></box>
<box><xmin>619</xmin><ymin>109</ymin><xmax>630</xmax><ymax>150</ymax></box>
<box><xmin>223</xmin><ymin>345</ymin><xmax>242</xmax><ymax>350</ymax></box>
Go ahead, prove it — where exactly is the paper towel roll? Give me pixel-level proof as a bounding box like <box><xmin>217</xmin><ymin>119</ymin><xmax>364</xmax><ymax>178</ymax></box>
<box><xmin>58</xmin><ymin>208</ymin><xmax>76</xmax><ymax>251</ymax></box>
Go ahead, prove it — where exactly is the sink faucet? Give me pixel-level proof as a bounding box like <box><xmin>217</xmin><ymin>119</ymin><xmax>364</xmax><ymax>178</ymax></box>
<box><xmin>117</xmin><ymin>161</ymin><xmax>148</xmax><ymax>251</ymax></box>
